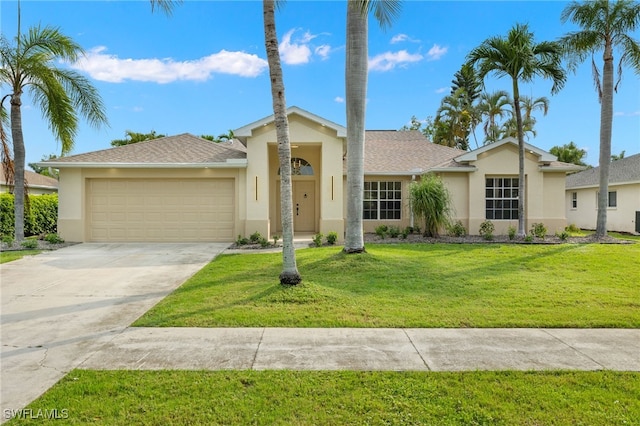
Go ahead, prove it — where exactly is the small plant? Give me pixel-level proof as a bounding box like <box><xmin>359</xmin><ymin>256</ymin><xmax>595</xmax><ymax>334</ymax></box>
<box><xmin>524</xmin><ymin>234</ymin><xmax>534</xmax><ymax>243</ymax></box>
<box><xmin>479</xmin><ymin>220</ymin><xmax>495</xmax><ymax>241</ymax></box>
<box><xmin>236</xmin><ymin>235</ymin><xmax>249</xmax><ymax>245</ymax></box>
<box><xmin>388</xmin><ymin>225</ymin><xmax>401</xmax><ymax>238</ymax></box>
<box><xmin>400</xmin><ymin>227</ymin><xmax>410</xmax><ymax>239</ymax></box>
<box><xmin>44</xmin><ymin>233</ymin><xmax>64</xmax><ymax>244</ymax></box>
<box><xmin>326</xmin><ymin>231</ymin><xmax>338</xmax><ymax>245</ymax></box>
<box><xmin>272</xmin><ymin>235</ymin><xmax>280</xmax><ymax>245</ymax></box>
<box><xmin>249</xmin><ymin>231</ymin><xmax>263</xmax><ymax>243</ymax></box>
<box><xmin>375</xmin><ymin>224</ymin><xmax>389</xmax><ymax>239</ymax></box>
<box><xmin>556</xmin><ymin>230</ymin><xmax>569</xmax><ymax>241</ymax></box>
<box><xmin>259</xmin><ymin>237</ymin><xmax>270</xmax><ymax>248</ymax></box>
<box><xmin>312</xmin><ymin>233</ymin><xmax>324</xmax><ymax>247</ymax></box>
<box><xmin>448</xmin><ymin>221</ymin><xmax>467</xmax><ymax>237</ymax></box>
<box><xmin>566</xmin><ymin>223</ymin><xmax>581</xmax><ymax>233</ymax></box>
<box><xmin>21</xmin><ymin>239</ymin><xmax>38</xmax><ymax>249</ymax></box>
<box><xmin>1</xmin><ymin>234</ymin><xmax>14</xmax><ymax>245</ymax></box>
<box><xmin>507</xmin><ymin>225</ymin><xmax>517</xmax><ymax>241</ymax></box>
<box><xmin>530</xmin><ymin>223</ymin><xmax>547</xmax><ymax>239</ymax></box>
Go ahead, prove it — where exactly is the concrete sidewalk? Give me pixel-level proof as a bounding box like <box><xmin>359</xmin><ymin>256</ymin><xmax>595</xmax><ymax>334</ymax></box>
<box><xmin>80</xmin><ymin>327</ymin><xmax>640</xmax><ymax>372</ymax></box>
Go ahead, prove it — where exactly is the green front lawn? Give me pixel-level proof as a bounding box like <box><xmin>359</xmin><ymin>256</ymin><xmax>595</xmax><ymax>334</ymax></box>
<box><xmin>0</xmin><ymin>250</ymin><xmax>42</xmax><ymax>264</ymax></box>
<box><xmin>12</xmin><ymin>370</ymin><xmax>639</xmax><ymax>425</ymax></box>
<box><xmin>135</xmin><ymin>243</ymin><xmax>640</xmax><ymax>328</ymax></box>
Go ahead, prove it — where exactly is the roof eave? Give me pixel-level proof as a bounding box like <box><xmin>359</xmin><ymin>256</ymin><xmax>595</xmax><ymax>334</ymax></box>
<box><xmin>37</xmin><ymin>160</ymin><xmax>248</xmax><ymax>169</ymax></box>
<box><xmin>539</xmin><ymin>165</ymin><xmax>586</xmax><ymax>172</ymax></box>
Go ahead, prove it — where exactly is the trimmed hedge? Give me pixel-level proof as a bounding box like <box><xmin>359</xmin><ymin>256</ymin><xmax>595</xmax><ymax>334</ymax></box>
<box><xmin>0</xmin><ymin>193</ymin><xmax>58</xmax><ymax>237</ymax></box>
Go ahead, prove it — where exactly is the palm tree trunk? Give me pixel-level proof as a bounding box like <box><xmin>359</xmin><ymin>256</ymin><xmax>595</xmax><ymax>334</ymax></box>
<box><xmin>512</xmin><ymin>82</ymin><xmax>526</xmax><ymax>237</ymax></box>
<box><xmin>10</xmin><ymin>92</ymin><xmax>25</xmax><ymax>242</ymax></box>
<box><xmin>344</xmin><ymin>1</ymin><xmax>367</xmax><ymax>253</ymax></box>
<box><xmin>263</xmin><ymin>0</ymin><xmax>301</xmax><ymax>285</ymax></box>
<box><xmin>596</xmin><ymin>42</ymin><xmax>614</xmax><ymax>238</ymax></box>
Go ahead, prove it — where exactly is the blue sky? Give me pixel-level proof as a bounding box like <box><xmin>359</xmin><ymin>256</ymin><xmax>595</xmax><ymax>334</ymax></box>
<box><xmin>2</xmin><ymin>0</ymin><xmax>639</xmax><ymax>167</ymax></box>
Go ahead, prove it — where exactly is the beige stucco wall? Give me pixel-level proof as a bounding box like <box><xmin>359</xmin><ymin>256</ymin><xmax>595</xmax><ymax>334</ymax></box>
<box><xmin>57</xmin><ymin>167</ymin><xmax>244</xmax><ymax>242</ymax></box>
<box><xmin>566</xmin><ymin>183</ymin><xmax>640</xmax><ymax>234</ymax></box>
<box><xmin>244</xmin><ymin>113</ymin><xmax>345</xmax><ymax>240</ymax></box>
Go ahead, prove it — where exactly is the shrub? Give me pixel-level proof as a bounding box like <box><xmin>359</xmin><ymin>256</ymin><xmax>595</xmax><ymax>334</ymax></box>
<box><xmin>0</xmin><ymin>193</ymin><xmax>58</xmax><ymax>238</ymax></box>
<box><xmin>259</xmin><ymin>237</ymin><xmax>270</xmax><ymax>248</ymax></box>
<box><xmin>530</xmin><ymin>223</ymin><xmax>547</xmax><ymax>239</ymax></box>
<box><xmin>566</xmin><ymin>223</ymin><xmax>581</xmax><ymax>233</ymax></box>
<box><xmin>1</xmin><ymin>234</ymin><xmax>14</xmax><ymax>245</ymax></box>
<box><xmin>312</xmin><ymin>233</ymin><xmax>323</xmax><ymax>247</ymax></box>
<box><xmin>479</xmin><ymin>220</ymin><xmax>495</xmax><ymax>241</ymax></box>
<box><xmin>409</xmin><ymin>173</ymin><xmax>453</xmax><ymax>237</ymax></box>
<box><xmin>401</xmin><ymin>227</ymin><xmax>410</xmax><ymax>239</ymax></box>
<box><xmin>236</xmin><ymin>235</ymin><xmax>249</xmax><ymax>245</ymax></box>
<box><xmin>272</xmin><ymin>235</ymin><xmax>280</xmax><ymax>245</ymax></box>
<box><xmin>507</xmin><ymin>225</ymin><xmax>517</xmax><ymax>240</ymax></box>
<box><xmin>44</xmin><ymin>233</ymin><xmax>64</xmax><ymax>244</ymax></box>
<box><xmin>448</xmin><ymin>221</ymin><xmax>467</xmax><ymax>237</ymax></box>
<box><xmin>249</xmin><ymin>231</ymin><xmax>263</xmax><ymax>243</ymax></box>
<box><xmin>375</xmin><ymin>224</ymin><xmax>388</xmax><ymax>239</ymax></box>
<box><xmin>21</xmin><ymin>239</ymin><xmax>38</xmax><ymax>249</ymax></box>
<box><xmin>326</xmin><ymin>231</ymin><xmax>338</xmax><ymax>245</ymax></box>
<box><xmin>524</xmin><ymin>234</ymin><xmax>534</xmax><ymax>243</ymax></box>
<box><xmin>556</xmin><ymin>230</ymin><xmax>569</xmax><ymax>241</ymax></box>
<box><xmin>388</xmin><ymin>225</ymin><xmax>401</xmax><ymax>238</ymax></box>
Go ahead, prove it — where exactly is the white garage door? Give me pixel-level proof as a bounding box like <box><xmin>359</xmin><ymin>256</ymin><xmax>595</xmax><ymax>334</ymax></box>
<box><xmin>87</xmin><ymin>178</ymin><xmax>235</xmax><ymax>242</ymax></box>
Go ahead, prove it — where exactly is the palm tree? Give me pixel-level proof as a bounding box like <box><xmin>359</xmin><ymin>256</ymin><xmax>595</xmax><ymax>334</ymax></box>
<box><xmin>560</xmin><ymin>0</ymin><xmax>640</xmax><ymax>238</ymax></box>
<box><xmin>477</xmin><ymin>90</ymin><xmax>511</xmax><ymax>144</ymax></box>
<box><xmin>450</xmin><ymin>63</ymin><xmax>482</xmax><ymax>148</ymax></box>
<box><xmin>263</xmin><ymin>0</ymin><xmax>301</xmax><ymax>285</ymax></box>
<box><xmin>520</xmin><ymin>95</ymin><xmax>549</xmax><ymax>122</ymax></box>
<box><xmin>435</xmin><ymin>88</ymin><xmax>475</xmax><ymax>150</ymax></box>
<box><xmin>0</xmin><ymin>18</ymin><xmax>108</xmax><ymax>241</ymax></box>
<box><xmin>343</xmin><ymin>0</ymin><xmax>401</xmax><ymax>254</ymax></box>
<box><xmin>467</xmin><ymin>23</ymin><xmax>566</xmax><ymax>237</ymax></box>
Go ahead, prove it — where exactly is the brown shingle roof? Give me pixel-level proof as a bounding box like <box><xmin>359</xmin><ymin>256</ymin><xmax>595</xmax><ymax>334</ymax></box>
<box><xmin>0</xmin><ymin>169</ymin><xmax>58</xmax><ymax>190</ymax></box>
<box><xmin>48</xmin><ymin>133</ymin><xmax>246</xmax><ymax>164</ymax></box>
<box><xmin>361</xmin><ymin>130</ymin><xmax>466</xmax><ymax>174</ymax></box>
<box><xmin>566</xmin><ymin>153</ymin><xmax>640</xmax><ymax>188</ymax></box>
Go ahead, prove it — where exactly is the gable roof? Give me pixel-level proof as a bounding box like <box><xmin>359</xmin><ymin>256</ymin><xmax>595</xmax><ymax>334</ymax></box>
<box><xmin>39</xmin><ymin>133</ymin><xmax>247</xmax><ymax>168</ymax></box>
<box><xmin>361</xmin><ymin>130</ymin><xmax>468</xmax><ymax>175</ymax></box>
<box><xmin>234</xmin><ymin>106</ymin><xmax>347</xmax><ymax>142</ymax></box>
<box><xmin>566</xmin><ymin>153</ymin><xmax>640</xmax><ymax>188</ymax></box>
<box><xmin>0</xmin><ymin>169</ymin><xmax>58</xmax><ymax>190</ymax></box>
<box><xmin>455</xmin><ymin>137</ymin><xmax>557</xmax><ymax>162</ymax></box>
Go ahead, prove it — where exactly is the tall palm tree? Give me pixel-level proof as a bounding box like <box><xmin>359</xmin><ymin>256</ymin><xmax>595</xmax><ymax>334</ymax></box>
<box><xmin>0</xmin><ymin>17</ymin><xmax>108</xmax><ymax>241</ymax></box>
<box><xmin>344</xmin><ymin>0</ymin><xmax>401</xmax><ymax>254</ymax></box>
<box><xmin>467</xmin><ymin>23</ymin><xmax>566</xmax><ymax>237</ymax></box>
<box><xmin>263</xmin><ymin>0</ymin><xmax>301</xmax><ymax>284</ymax></box>
<box><xmin>477</xmin><ymin>90</ymin><xmax>511</xmax><ymax>144</ymax></box>
<box><xmin>520</xmin><ymin>95</ymin><xmax>549</xmax><ymax>122</ymax></box>
<box><xmin>560</xmin><ymin>0</ymin><xmax>640</xmax><ymax>238</ymax></box>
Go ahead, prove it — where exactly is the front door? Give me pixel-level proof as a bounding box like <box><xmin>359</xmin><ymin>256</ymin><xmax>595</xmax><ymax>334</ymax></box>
<box><xmin>294</xmin><ymin>181</ymin><xmax>315</xmax><ymax>232</ymax></box>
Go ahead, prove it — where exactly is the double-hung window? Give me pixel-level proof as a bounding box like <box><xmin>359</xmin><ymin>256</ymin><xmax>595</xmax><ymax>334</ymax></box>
<box><xmin>485</xmin><ymin>177</ymin><xmax>519</xmax><ymax>220</ymax></box>
<box><xmin>363</xmin><ymin>181</ymin><xmax>402</xmax><ymax>220</ymax></box>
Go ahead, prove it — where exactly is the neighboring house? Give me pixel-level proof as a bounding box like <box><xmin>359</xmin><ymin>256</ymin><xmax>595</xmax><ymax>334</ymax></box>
<box><xmin>566</xmin><ymin>153</ymin><xmax>640</xmax><ymax>234</ymax></box>
<box><xmin>41</xmin><ymin>106</ymin><xmax>580</xmax><ymax>243</ymax></box>
<box><xmin>0</xmin><ymin>169</ymin><xmax>59</xmax><ymax>195</ymax></box>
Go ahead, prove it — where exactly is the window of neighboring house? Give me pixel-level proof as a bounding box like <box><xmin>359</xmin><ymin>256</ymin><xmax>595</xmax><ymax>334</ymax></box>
<box><xmin>486</xmin><ymin>177</ymin><xmax>519</xmax><ymax>220</ymax></box>
<box><xmin>572</xmin><ymin>192</ymin><xmax>577</xmax><ymax>209</ymax></box>
<box><xmin>363</xmin><ymin>181</ymin><xmax>402</xmax><ymax>220</ymax></box>
<box><xmin>596</xmin><ymin>191</ymin><xmax>617</xmax><ymax>208</ymax></box>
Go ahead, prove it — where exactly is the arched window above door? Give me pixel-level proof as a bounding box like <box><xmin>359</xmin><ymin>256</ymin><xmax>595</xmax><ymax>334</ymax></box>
<box><xmin>278</xmin><ymin>157</ymin><xmax>314</xmax><ymax>176</ymax></box>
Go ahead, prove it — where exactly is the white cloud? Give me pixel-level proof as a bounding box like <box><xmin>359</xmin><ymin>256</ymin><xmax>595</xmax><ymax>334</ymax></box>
<box><xmin>391</xmin><ymin>34</ymin><xmax>420</xmax><ymax>44</ymax></box>
<box><xmin>315</xmin><ymin>45</ymin><xmax>331</xmax><ymax>60</ymax></box>
<box><xmin>368</xmin><ymin>50</ymin><xmax>423</xmax><ymax>72</ymax></box>
<box><xmin>334</xmin><ymin>96</ymin><xmax>344</xmax><ymax>103</ymax></box>
<box><xmin>615</xmin><ymin>110</ymin><xmax>640</xmax><ymax>116</ymax></box>
<box><xmin>279</xmin><ymin>28</ymin><xmax>312</xmax><ymax>65</ymax></box>
<box><xmin>435</xmin><ymin>87</ymin><xmax>449</xmax><ymax>94</ymax></box>
<box><xmin>70</xmin><ymin>46</ymin><xmax>268</xmax><ymax>83</ymax></box>
<box><xmin>426</xmin><ymin>44</ymin><xmax>448</xmax><ymax>61</ymax></box>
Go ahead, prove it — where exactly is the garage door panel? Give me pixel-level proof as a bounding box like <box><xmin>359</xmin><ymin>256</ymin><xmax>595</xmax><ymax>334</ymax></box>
<box><xmin>87</xmin><ymin>178</ymin><xmax>235</xmax><ymax>242</ymax></box>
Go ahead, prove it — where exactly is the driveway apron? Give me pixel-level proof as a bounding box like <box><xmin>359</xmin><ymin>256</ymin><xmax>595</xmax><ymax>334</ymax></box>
<box><xmin>0</xmin><ymin>243</ymin><xmax>227</xmax><ymax>417</ymax></box>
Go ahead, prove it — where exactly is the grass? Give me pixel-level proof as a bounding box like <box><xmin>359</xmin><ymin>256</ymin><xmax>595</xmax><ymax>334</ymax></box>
<box><xmin>0</xmin><ymin>250</ymin><xmax>41</xmax><ymax>264</ymax></box>
<box><xmin>11</xmin><ymin>370</ymin><xmax>640</xmax><ymax>425</ymax></box>
<box><xmin>135</xmin><ymin>243</ymin><xmax>640</xmax><ymax>328</ymax></box>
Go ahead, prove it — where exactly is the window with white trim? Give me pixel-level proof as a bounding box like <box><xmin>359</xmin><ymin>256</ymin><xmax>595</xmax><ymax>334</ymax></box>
<box><xmin>485</xmin><ymin>177</ymin><xmax>519</xmax><ymax>220</ymax></box>
<box><xmin>363</xmin><ymin>181</ymin><xmax>402</xmax><ymax>220</ymax></box>
<box><xmin>597</xmin><ymin>191</ymin><xmax>617</xmax><ymax>208</ymax></box>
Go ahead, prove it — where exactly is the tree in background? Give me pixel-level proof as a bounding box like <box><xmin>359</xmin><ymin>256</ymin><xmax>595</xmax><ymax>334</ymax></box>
<box><xmin>550</xmin><ymin>141</ymin><xmax>588</xmax><ymax>166</ymax></box>
<box><xmin>560</xmin><ymin>0</ymin><xmax>640</xmax><ymax>238</ymax></box>
<box><xmin>409</xmin><ymin>173</ymin><xmax>453</xmax><ymax>238</ymax></box>
<box><xmin>434</xmin><ymin>88</ymin><xmax>474</xmax><ymax>150</ymax></box>
<box><xmin>467</xmin><ymin>23</ymin><xmax>566</xmax><ymax>237</ymax></box>
<box><xmin>344</xmin><ymin>0</ymin><xmax>401</xmax><ymax>254</ymax></box>
<box><xmin>111</xmin><ymin>130</ymin><xmax>165</xmax><ymax>147</ymax></box>
<box><xmin>611</xmin><ymin>150</ymin><xmax>626</xmax><ymax>161</ymax></box>
<box><xmin>477</xmin><ymin>90</ymin><xmax>511</xmax><ymax>144</ymax></box>
<box><xmin>29</xmin><ymin>154</ymin><xmax>60</xmax><ymax>178</ymax></box>
<box><xmin>0</xmin><ymin>12</ymin><xmax>108</xmax><ymax>241</ymax></box>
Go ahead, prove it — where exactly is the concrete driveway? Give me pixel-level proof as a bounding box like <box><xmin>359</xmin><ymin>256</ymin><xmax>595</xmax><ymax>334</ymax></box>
<box><xmin>0</xmin><ymin>243</ymin><xmax>229</xmax><ymax>418</ymax></box>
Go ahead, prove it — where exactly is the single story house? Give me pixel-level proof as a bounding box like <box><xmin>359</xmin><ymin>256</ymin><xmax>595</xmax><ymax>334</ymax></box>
<box><xmin>0</xmin><ymin>169</ymin><xmax>59</xmax><ymax>195</ymax></box>
<box><xmin>42</xmin><ymin>106</ymin><xmax>581</xmax><ymax>243</ymax></box>
<box><xmin>566</xmin><ymin>153</ymin><xmax>640</xmax><ymax>234</ymax></box>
